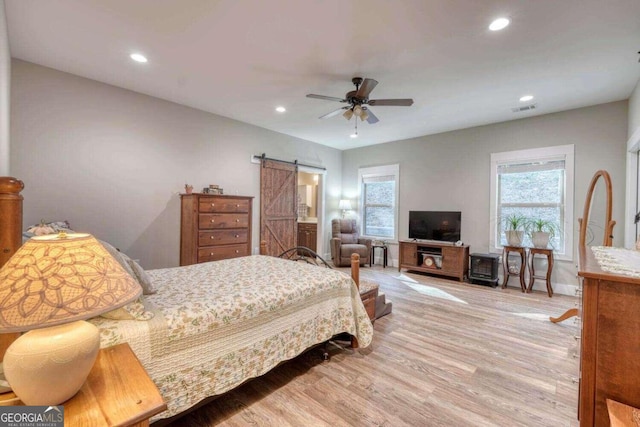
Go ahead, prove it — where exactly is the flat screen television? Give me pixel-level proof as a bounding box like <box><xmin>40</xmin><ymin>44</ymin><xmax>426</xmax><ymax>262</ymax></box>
<box><xmin>409</xmin><ymin>211</ymin><xmax>461</xmax><ymax>242</ymax></box>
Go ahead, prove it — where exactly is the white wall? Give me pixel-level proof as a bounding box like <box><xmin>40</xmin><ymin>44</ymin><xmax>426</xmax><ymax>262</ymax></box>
<box><xmin>0</xmin><ymin>1</ymin><xmax>10</xmax><ymax>175</ymax></box>
<box><xmin>10</xmin><ymin>60</ymin><xmax>343</xmax><ymax>268</ymax></box>
<box><xmin>628</xmin><ymin>79</ymin><xmax>640</xmax><ymax>138</ymax></box>
<box><xmin>342</xmin><ymin>102</ymin><xmax>628</xmax><ymax>295</ymax></box>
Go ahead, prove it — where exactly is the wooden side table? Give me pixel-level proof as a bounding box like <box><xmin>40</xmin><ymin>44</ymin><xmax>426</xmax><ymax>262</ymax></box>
<box><xmin>502</xmin><ymin>246</ymin><xmax>526</xmax><ymax>292</ymax></box>
<box><xmin>0</xmin><ymin>343</ymin><xmax>166</xmax><ymax>426</ymax></box>
<box><xmin>527</xmin><ymin>247</ymin><xmax>554</xmax><ymax>297</ymax></box>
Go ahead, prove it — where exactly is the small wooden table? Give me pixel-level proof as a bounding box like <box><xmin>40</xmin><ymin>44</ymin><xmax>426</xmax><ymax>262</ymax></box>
<box><xmin>502</xmin><ymin>245</ymin><xmax>526</xmax><ymax>292</ymax></box>
<box><xmin>0</xmin><ymin>343</ymin><xmax>166</xmax><ymax>426</ymax></box>
<box><xmin>527</xmin><ymin>247</ymin><xmax>554</xmax><ymax>297</ymax></box>
<box><xmin>370</xmin><ymin>244</ymin><xmax>388</xmax><ymax>268</ymax></box>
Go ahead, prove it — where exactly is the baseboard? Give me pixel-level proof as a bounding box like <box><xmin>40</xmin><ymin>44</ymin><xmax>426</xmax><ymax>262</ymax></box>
<box><xmin>502</xmin><ymin>280</ymin><xmax>577</xmax><ymax>296</ymax></box>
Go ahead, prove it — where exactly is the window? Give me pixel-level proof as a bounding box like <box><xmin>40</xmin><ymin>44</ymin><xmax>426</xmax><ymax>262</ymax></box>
<box><xmin>490</xmin><ymin>145</ymin><xmax>574</xmax><ymax>260</ymax></box>
<box><xmin>358</xmin><ymin>164</ymin><xmax>399</xmax><ymax>241</ymax></box>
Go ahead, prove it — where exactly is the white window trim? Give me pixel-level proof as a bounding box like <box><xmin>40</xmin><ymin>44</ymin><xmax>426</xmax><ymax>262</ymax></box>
<box><xmin>490</xmin><ymin>145</ymin><xmax>574</xmax><ymax>261</ymax></box>
<box><xmin>358</xmin><ymin>164</ymin><xmax>400</xmax><ymax>242</ymax></box>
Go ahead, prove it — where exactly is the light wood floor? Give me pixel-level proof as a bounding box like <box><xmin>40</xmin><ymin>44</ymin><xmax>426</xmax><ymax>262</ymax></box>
<box><xmin>164</xmin><ymin>266</ymin><xmax>580</xmax><ymax>427</ymax></box>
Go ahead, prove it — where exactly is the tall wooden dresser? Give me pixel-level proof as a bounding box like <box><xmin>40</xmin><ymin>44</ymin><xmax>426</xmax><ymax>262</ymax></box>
<box><xmin>180</xmin><ymin>193</ymin><xmax>253</xmax><ymax>266</ymax></box>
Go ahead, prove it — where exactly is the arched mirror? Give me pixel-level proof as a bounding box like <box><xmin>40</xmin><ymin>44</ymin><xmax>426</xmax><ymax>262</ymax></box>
<box><xmin>579</xmin><ymin>170</ymin><xmax>615</xmax><ymax>247</ymax></box>
<box><xmin>550</xmin><ymin>170</ymin><xmax>615</xmax><ymax>324</ymax></box>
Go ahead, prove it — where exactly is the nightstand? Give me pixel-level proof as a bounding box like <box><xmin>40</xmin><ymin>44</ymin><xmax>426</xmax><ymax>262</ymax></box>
<box><xmin>0</xmin><ymin>343</ymin><xmax>166</xmax><ymax>426</ymax></box>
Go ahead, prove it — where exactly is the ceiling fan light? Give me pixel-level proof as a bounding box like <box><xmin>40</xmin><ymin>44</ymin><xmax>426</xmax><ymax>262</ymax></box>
<box><xmin>353</xmin><ymin>105</ymin><xmax>363</xmax><ymax>117</ymax></box>
<box><xmin>360</xmin><ymin>111</ymin><xmax>369</xmax><ymax>121</ymax></box>
<box><xmin>343</xmin><ymin>109</ymin><xmax>354</xmax><ymax>120</ymax></box>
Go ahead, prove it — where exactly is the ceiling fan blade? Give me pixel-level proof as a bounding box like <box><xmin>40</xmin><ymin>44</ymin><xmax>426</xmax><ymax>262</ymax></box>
<box><xmin>368</xmin><ymin>98</ymin><xmax>414</xmax><ymax>106</ymax></box>
<box><xmin>306</xmin><ymin>94</ymin><xmax>346</xmax><ymax>102</ymax></box>
<box><xmin>364</xmin><ymin>108</ymin><xmax>379</xmax><ymax>124</ymax></box>
<box><xmin>319</xmin><ymin>107</ymin><xmax>348</xmax><ymax>119</ymax></box>
<box><xmin>355</xmin><ymin>78</ymin><xmax>378</xmax><ymax>99</ymax></box>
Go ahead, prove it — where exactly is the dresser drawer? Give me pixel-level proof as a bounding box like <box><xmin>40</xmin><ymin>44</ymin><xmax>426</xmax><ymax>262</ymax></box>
<box><xmin>298</xmin><ymin>222</ymin><xmax>317</xmax><ymax>232</ymax></box>
<box><xmin>198</xmin><ymin>230</ymin><xmax>248</xmax><ymax>246</ymax></box>
<box><xmin>199</xmin><ymin>213</ymin><xmax>249</xmax><ymax>229</ymax></box>
<box><xmin>198</xmin><ymin>244</ymin><xmax>249</xmax><ymax>262</ymax></box>
<box><xmin>199</xmin><ymin>197</ymin><xmax>250</xmax><ymax>213</ymax></box>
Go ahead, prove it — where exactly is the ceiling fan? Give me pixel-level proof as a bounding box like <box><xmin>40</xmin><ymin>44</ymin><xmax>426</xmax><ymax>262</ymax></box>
<box><xmin>306</xmin><ymin>77</ymin><xmax>414</xmax><ymax>124</ymax></box>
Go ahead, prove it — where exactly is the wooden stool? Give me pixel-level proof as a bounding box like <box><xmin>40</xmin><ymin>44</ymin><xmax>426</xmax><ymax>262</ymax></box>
<box><xmin>527</xmin><ymin>247</ymin><xmax>554</xmax><ymax>297</ymax></box>
<box><xmin>502</xmin><ymin>246</ymin><xmax>526</xmax><ymax>292</ymax></box>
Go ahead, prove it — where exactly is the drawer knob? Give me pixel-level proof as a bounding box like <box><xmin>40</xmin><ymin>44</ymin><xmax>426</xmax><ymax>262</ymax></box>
<box><xmin>210</xmin><ymin>219</ymin><xmax>215</xmax><ymax>223</ymax></box>
<box><xmin>235</xmin><ymin>234</ymin><xmax>239</xmax><ymax>238</ymax></box>
<box><xmin>210</xmin><ymin>236</ymin><xmax>215</xmax><ymax>239</ymax></box>
<box><xmin>211</xmin><ymin>203</ymin><xmax>215</xmax><ymax>207</ymax></box>
<box><xmin>210</xmin><ymin>253</ymin><xmax>214</xmax><ymax>256</ymax></box>
<box><xmin>235</xmin><ymin>219</ymin><xmax>240</xmax><ymax>222</ymax></box>
<box><xmin>235</xmin><ymin>250</ymin><xmax>239</xmax><ymax>253</ymax></box>
<box><xmin>236</xmin><ymin>204</ymin><xmax>240</xmax><ymax>207</ymax></box>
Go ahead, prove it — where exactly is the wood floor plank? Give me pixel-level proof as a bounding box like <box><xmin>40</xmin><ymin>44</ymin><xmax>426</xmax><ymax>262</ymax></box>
<box><xmin>165</xmin><ymin>266</ymin><xmax>579</xmax><ymax>427</ymax></box>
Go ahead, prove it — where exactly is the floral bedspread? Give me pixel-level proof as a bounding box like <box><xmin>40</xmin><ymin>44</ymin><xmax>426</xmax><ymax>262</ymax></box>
<box><xmin>89</xmin><ymin>255</ymin><xmax>373</xmax><ymax>421</ymax></box>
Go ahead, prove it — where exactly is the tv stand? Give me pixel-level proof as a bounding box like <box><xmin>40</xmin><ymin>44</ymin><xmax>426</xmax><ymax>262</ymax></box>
<box><xmin>399</xmin><ymin>240</ymin><xmax>469</xmax><ymax>281</ymax></box>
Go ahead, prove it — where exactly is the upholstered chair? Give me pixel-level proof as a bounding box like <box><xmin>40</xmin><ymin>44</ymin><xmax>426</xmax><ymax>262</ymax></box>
<box><xmin>330</xmin><ymin>219</ymin><xmax>372</xmax><ymax>267</ymax></box>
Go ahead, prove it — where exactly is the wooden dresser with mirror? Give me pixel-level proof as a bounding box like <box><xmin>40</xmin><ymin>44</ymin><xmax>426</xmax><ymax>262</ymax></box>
<box><xmin>569</xmin><ymin>170</ymin><xmax>640</xmax><ymax>426</ymax></box>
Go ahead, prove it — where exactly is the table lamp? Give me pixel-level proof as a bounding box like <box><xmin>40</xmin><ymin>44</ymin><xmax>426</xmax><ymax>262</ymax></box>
<box><xmin>338</xmin><ymin>199</ymin><xmax>352</xmax><ymax>218</ymax></box>
<box><xmin>0</xmin><ymin>233</ymin><xmax>141</xmax><ymax>405</ymax></box>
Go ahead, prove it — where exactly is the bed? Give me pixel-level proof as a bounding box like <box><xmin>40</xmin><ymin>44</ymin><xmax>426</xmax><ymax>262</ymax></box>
<box><xmin>0</xmin><ymin>177</ymin><xmax>374</xmax><ymax>423</ymax></box>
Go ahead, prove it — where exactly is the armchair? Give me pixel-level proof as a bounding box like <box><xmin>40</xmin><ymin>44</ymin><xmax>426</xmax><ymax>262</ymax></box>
<box><xmin>330</xmin><ymin>219</ymin><xmax>372</xmax><ymax>267</ymax></box>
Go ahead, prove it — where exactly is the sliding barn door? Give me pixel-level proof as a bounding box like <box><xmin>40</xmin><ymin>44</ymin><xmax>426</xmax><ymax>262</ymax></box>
<box><xmin>260</xmin><ymin>159</ymin><xmax>297</xmax><ymax>256</ymax></box>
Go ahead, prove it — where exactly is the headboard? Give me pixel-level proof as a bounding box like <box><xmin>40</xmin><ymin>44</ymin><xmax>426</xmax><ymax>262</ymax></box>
<box><xmin>0</xmin><ymin>177</ymin><xmax>24</xmax><ymax>361</ymax></box>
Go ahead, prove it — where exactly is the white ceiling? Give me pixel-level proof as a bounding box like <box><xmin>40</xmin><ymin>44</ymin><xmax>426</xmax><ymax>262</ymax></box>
<box><xmin>5</xmin><ymin>0</ymin><xmax>640</xmax><ymax>150</ymax></box>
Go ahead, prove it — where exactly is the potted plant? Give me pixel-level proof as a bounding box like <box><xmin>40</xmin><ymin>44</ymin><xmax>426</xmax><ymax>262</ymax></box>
<box><xmin>503</xmin><ymin>214</ymin><xmax>527</xmax><ymax>247</ymax></box>
<box><xmin>527</xmin><ymin>218</ymin><xmax>558</xmax><ymax>249</ymax></box>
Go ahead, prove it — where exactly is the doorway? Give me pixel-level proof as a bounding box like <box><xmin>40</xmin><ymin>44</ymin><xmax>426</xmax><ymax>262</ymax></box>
<box><xmin>297</xmin><ymin>171</ymin><xmax>322</xmax><ymax>255</ymax></box>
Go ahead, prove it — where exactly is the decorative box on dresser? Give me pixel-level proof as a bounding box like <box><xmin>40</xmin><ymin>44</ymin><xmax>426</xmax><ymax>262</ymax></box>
<box><xmin>577</xmin><ymin>246</ymin><xmax>640</xmax><ymax>426</ymax></box>
<box><xmin>180</xmin><ymin>194</ymin><xmax>253</xmax><ymax>266</ymax></box>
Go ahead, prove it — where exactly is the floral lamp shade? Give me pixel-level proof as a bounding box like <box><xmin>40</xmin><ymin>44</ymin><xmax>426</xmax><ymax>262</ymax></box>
<box><xmin>0</xmin><ymin>233</ymin><xmax>143</xmax><ymax>406</ymax></box>
<box><xmin>0</xmin><ymin>233</ymin><xmax>141</xmax><ymax>332</ymax></box>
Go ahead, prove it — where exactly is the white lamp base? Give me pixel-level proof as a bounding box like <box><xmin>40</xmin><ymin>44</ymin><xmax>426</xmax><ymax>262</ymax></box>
<box><xmin>3</xmin><ymin>320</ymin><xmax>100</xmax><ymax>405</ymax></box>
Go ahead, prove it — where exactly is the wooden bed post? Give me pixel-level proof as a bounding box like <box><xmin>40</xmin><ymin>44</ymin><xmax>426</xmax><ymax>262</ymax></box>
<box><xmin>0</xmin><ymin>177</ymin><xmax>25</xmax><ymax>362</ymax></box>
<box><xmin>0</xmin><ymin>177</ymin><xmax>24</xmax><ymax>268</ymax></box>
<box><xmin>350</xmin><ymin>253</ymin><xmax>360</xmax><ymax>289</ymax></box>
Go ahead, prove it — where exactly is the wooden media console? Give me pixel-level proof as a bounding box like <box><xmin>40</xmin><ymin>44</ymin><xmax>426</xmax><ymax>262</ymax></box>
<box><xmin>399</xmin><ymin>240</ymin><xmax>469</xmax><ymax>281</ymax></box>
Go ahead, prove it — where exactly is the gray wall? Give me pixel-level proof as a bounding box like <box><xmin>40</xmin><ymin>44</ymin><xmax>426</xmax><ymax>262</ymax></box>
<box><xmin>342</xmin><ymin>101</ymin><xmax>628</xmax><ymax>293</ymax></box>
<box><xmin>11</xmin><ymin>60</ymin><xmax>342</xmax><ymax>269</ymax></box>
<box><xmin>0</xmin><ymin>0</ymin><xmax>9</xmax><ymax>175</ymax></box>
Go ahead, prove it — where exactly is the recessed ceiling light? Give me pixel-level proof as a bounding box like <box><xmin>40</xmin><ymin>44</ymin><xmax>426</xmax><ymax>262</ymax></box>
<box><xmin>275</xmin><ymin>106</ymin><xmax>286</xmax><ymax>113</ymax></box>
<box><xmin>130</xmin><ymin>53</ymin><xmax>148</xmax><ymax>63</ymax></box>
<box><xmin>489</xmin><ymin>17</ymin><xmax>510</xmax><ymax>31</ymax></box>
<box><xmin>520</xmin><ymin>95</ymin><xmax>534</xmax><ymax>102</ymax></box>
